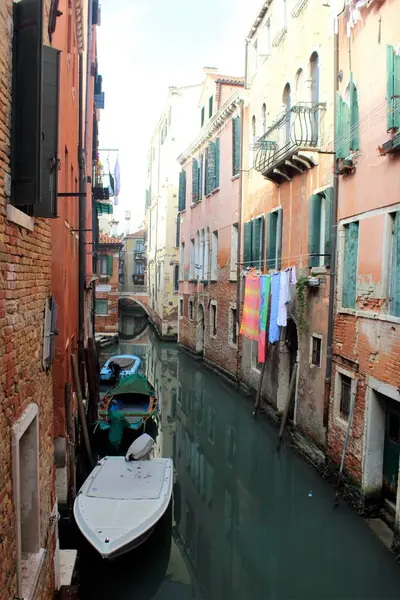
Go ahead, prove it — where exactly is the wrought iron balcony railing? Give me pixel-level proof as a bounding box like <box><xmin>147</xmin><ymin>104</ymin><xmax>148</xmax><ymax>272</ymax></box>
<box><xmin>254</xmin><ymin>102</ymin><xmax>325</xmax><ymax>184</ymax></box>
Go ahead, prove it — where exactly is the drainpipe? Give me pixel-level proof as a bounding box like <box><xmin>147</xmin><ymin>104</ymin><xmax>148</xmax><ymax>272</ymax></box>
<box><xmin>236</xmin><ymin>39</ymin><xmax>249</xmax><ymax>381</ymax></box>
<box><xmin>78</xmin><ymin>52</ymin><xmax>86</xmax><ymax>385</ymax></box>
<box><xmin>324</xmin><ymin>27</ymin><xmax>339</xmax><ymax>428</ymax></box>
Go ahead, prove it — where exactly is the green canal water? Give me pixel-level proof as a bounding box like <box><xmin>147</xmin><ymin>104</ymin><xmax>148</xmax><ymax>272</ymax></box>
<box><xmin>79</xmin><ymin>325</ymin><xmax>400</xmax><ymax>599</ymax></box>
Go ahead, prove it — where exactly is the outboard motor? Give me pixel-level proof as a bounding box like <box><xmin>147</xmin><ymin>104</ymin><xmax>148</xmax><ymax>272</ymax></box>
<box><xmin>125</xmin><ymin>433</ymin><xmax>154</xmax><ymax>462</ymax></box>
<box><xmin>109</xmin><ymin>361</ymin><xmax>122</xmax><ymax>380</ymax></box>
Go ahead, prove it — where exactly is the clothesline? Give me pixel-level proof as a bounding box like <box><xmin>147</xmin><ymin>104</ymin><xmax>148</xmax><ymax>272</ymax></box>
<box><xmin>240</xmin><ymin>267</ymin><xmax>297</xmax><ymax>364</ymax></box>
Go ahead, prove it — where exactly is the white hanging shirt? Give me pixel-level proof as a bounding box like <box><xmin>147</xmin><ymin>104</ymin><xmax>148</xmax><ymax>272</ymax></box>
<box><xmin>277</xmin><ymin>269</ymin><xmax>290</xmax><ymax>327</ymax></box>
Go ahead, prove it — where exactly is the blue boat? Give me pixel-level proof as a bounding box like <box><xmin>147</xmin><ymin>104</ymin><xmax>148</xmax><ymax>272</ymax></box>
<box><xmin>100</xmin><ymin>354</ymin><xmax>141</xmax><ymax>383</ymax></box>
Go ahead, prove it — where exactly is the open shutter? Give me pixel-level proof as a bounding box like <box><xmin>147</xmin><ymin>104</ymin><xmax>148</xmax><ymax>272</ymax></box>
<box><xmin>390</xmin><ymin>212</ymin><xmax>400</xmax><ymax>317</ymax></box>
<box><xmin>342</xmin><ymin>100</ymin><xmax>350</xmax><ymax>158</ymax></box>
<box><xmin>308</xmin><ymin>194</ymin><xmax>321</xmax><ymax>268</ymax></box>
<box><xmin>251</xmin><ymin>216</ymin><xmax>264</xmax><ymax>270</ymax></box>
<box><xmin>394</xmin><ymin>53</ymin><xmax>400</xmax><ymax>129</ymax></box>
<box><xmin>208</xmin><ymin>142</ymin><xmax>216</xmax><ymax>192</ymax></box>
<box><xmin>12</xmin><ymin>0</ymin><xmax>44</xmax><ymax>207</ymax></box>
<box><xmin>34</xmin><ymin>46</ymin><xmax>60</xmax><ymax>217</ymax></box>
<box><xmin>205</xmin><ymin>149</ymin><xmax>209</xmax><ymax>196</ymax></box>
<box><xmin>266</xmin><ymin>212</ymin><xmax>277</xmax><ymax>271</ymax></box>
<box><xmin>349</xmin><ymin>73</ymin><xmax>359</xmax><ymax>151</ymax></box>
<box><xmin>192</xmin><ymin>158</ymin><xmax>199</xmax><ymax>201</ymax></box>
<box><xmin>324</xmin><ymin>187</ymin><xmax>333</xmax><ymax>268</ymax></box>
<box><xmin>342</xmin><ymin>222</ymin><xmax>359</xmax><ymax>309</ymax></box>
<box><xmin>243</xmin><ymin>221</ymin><xmax>252</xmax><ymax>266</ymax></box>
<box><xmin>276</xmin><ymin>209</ymin><xmax>283</xmax><ymax>270</ymax></box>
<box><xmin>335</xmin><ymin>92</ymin><xmax>343</xmax><ymax>159</ymax></box>
<box><xmin>232</xmin><ymin>117</ymin><xmax>241</xmax><ymax>176</ymax></box>
<box><xmin>215</xmin><ymin>138</ymin><xmax>220</xmax><ymax>189</ymax></box>
<box><xmin>387</xmin><ymin>45</ymin><xmax>395</xmax><ymax>130</ymax></box>
<box><xmin>199</xmin><ymin>154</ymin><xmax>203</xmax><ymax>200</ymax></box>
<box><xmin>178</xmin><ymin>170</ymin><xmax>186</xmax><ymax>211</ymax></box>
<box><xmin>107</xmin><ymin>255</ymin><xmax>113</xmax><ymax>276</ymax></box>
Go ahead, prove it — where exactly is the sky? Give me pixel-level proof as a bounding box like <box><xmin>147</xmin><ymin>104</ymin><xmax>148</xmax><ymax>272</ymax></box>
<box><xmin>96</xmin><ymin>0</ymin><xmax>261</xmax><ymax>233</ymax></box>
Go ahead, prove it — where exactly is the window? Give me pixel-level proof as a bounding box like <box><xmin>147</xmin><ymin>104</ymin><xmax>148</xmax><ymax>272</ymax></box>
<box><xmin>311</xmin><ymin>335</ymin><xmax>322</xmax><ymax>367</ymax></box>
<box><xmin>179</xmin><ymin>297</ymin><xmax>184</xmax><ymax>318</ymax></box>
<box><xmin>232</xmin><ymin>117</ymin><xmax>241</xmax><ymax>176</ymax></box>
<box><xmin>336</xmin><ymin>74</ymin><xmax>359</xmax><ymax>158</ymax></box>
<box><xmin>211</xmin><ymin>231</ymin><xmax>218</xmax><ymax>280</ymax></box>
<box><xmin>201</xmin><ymin>106</ymin><xmax>205</xmax><ymax>127</ymax></box>
<box><xmin>192</xmin><ymin>158</ymin><xmax>199</xmax><ymax>202</ymax></box>
<box><xmin>178</xmin><ymin>170</ymin><xmax>186</xmax><ymax>211</ymax></box>
<box><xmin>180</xmin><ymin>242</ymin><xmax>185</xmax><ymax>280</ymax></box>
<box><xmin>230</xmin><ymin>224</ymin><xmax>238</xmax><ymax>280</ymax></box>
<box><xmin>243</xmin><ymin>216</ymin><xmax>265</xmax><ymax>269</ymax></box>
<box><xmin>261</xmin><ymin>103</ymin><xmax>267</xmax><ymax>134</ymax></box>
<box><xmin>134</xmin><ymin>262</ymin><xmax>144</xmax><ymax>275</ymax></box>
<box><xmin>389</xmin><ymin>211</ymin><xmax>400</xmax><ymax>317</ymax></box>
<box><xmin>251</xmin><ymin>339</ymin><xmax>262</xmax><ymax>372</ymax></box>
<box><xmin>200</xmin><ymin>229</ymin><xmax>205</xmax><ymax>279</ymax></box>
<box><xmin>97</xmin><ymin>254</ymin><xmax>113</xmax><ymax>276</ymax></box>
<box><xmin>12</xmin><ymin>404</ymin><xmax>44</xmax><ymax>600</ymax></box>
<box><xmin>175</xmin><ymin>216</ymin><xmax>180</xmax><ymax>248</ymax></box>
<box><xmin>339</xmin><ymin>374</ymin><xmax>352</xmax><ymax>420</ymax></box>
<box><xmin>342</xmin><ymin>221</ymin><xmax>359</xmax><ymax>309</ymax></box>
<box><xmin>95</xmin><ymin>299</ymin><xmax>108</xmax><ymax>315</ymax></box>
<box><xmin>134</xmin><ymin>240</ymin><xmax>144</xmax><ymax>252</ymax></box>
<box><xmin>229</xmin><ymin>306</ymin><xmax>237</xmax><ymax>345</ymax></box>
<box><xmin>195</xmin><ymin>231</ymin><xmax>200</xmax><ymax>279</ymax></box>
<box><xmin>386</xmin><ymin>45</ymin><xmax>400</xmax><ymax>131</ymax></box>
<box><xmin>205</xmin><ymin>138</ymin><xmax>220</xmax><ymax>195</ymax></box>
<box><xmin>209</xmin><ymin>95</ymin><xmax>213</xmax><ymax>118</ymax></box>
<box><xmin>190</xmin><ymin>239</ymin><xmax>195</xmax><ymax>279</ymax></box>
<box><xmin>210</xmin><ymin>303</ymin><xmax>217</xmax><ymax>336</ymax></box>
<box><xmin>266</xmin><ymin>210</ymin><xmax>283</xmax><ymax>270</ymax></box>
<box><xmin>204</xmin><ymin>228</ymin><xmax>210</xmax><ymax>280</ymax></box>
<box><xmin>189</xmin><ymin>299</ymin><xmax>194</xmax><ymax>321</ymax></box>
<box><xmin>308</xmin><ymin>189</ymin><xmax>332</xmax><ymax>268</ymax></box>
<box><xmin>173</xmin><ymin>265</ymin><xmax>179</xmax><ymax>291</ymax></box>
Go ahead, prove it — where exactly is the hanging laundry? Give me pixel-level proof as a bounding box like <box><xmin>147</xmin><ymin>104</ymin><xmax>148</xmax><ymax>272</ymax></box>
<box><xmin>277</xmin><ymin>269</ymin><xmax>290</xmax><ymax>327</ymax></box>
<box><xmin>240</xmin><ymin>272</ymin><xmax>260</xmax><ymax>341</ymax></box>
<box><xmin>268</xmin><ymin>272</ymin><xmax>281</xmax><ymax>344</ymax></box>
<box><xmin>258</xmin><ymin>275</ymin><xmax>271</xmax><ymax>363</ymax></box>
<box><xmin>290</xmin><ymin>266</ymin><xmax>297</xmax><ymax>285</ymax></box>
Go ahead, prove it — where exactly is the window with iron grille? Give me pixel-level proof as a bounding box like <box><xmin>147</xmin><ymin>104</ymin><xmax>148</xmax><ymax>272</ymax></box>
<box><xmin>311</xmin><ymin>336</ymin><xmax>321</xmax><ymax>367</ymax></box>
<box><xmin>340</xmin><ymin>374</ymin><xmax>352</xmax><ymax>420</ymax></box>
<box><xmin>189</xmin><ymin>300</ymin><xmax>194</xmax><ymax>321</ymax></box>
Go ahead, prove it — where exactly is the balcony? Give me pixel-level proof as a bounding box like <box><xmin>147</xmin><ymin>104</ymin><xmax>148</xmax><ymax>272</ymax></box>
<box><xmin>254</xmin><ymin>103</ymin><xmax>325</xmax><ymax>184</ymax></box>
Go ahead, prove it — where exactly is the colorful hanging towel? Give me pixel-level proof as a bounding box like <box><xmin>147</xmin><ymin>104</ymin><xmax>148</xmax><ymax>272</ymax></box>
<box><xmin>268</xmin><ymin>272</ymin><xmax>281</xmax><ymax>344</ymax></box>
<box><xmin>258</xmin><ymin>275</ymin><xmax>271</xmax><ymax>363</ymax></box>
<box><xmin>240</xmin><ymin>272</ymin><xmax>260</xmax><ymax>340</ymax></box>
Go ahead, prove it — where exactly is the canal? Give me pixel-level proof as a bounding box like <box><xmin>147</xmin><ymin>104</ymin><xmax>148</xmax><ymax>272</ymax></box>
<box><xmin>79</xmin><ymin>324</ymin><xmax>400</xmax><ymax>599</ymax></box>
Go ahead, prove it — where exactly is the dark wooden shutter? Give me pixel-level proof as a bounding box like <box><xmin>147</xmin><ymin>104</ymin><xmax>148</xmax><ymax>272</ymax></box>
<box><xmin>107</xmin><ymin>255</ymin><xmax>113</xmax><ymax>276</ymax></box>
<box><xmin>266</xmin><ymin>212</ymin><xmax>277</xmax><ymax>271</ymax></box>
<box><xmin>276</xmin><ymin>209</ymin><xmax>283</xmax><ymax>270</ymax></box>
<box><xmin>335</xmin><ymin>92</ymin><xmax>343</xmax><ymax>159</ymax></box>
<box><xmin>342</xmin><ymin>222</ymin><xmax>359</xmax><ymax>308</ymax></box>
<box><xmin>192</xmin><ymin>158</ymin><xmax>199</xmax><ymax>202</ymax></box>
<box><xmin>390</xmin><ymin>212</ymin><xmax>400</xmax><ymax>317</ymax></box>
<box><xmin>243</xmin><ymin>221</ymin><xmax>252</xmax><ymax>266</ymax></box>
<box><xmin>232</xmin><ymin>117</ymin><xmax>240</xmax><ymax>176</ymax></box>
<box><xmin>12</xmin><ymin>0</ymin><xmax>44</xmax><ymax>207</ymax></box>
<box><xmin>178</xmin><ymin>170</ymin><xmax>186</xmax><ymax>211</ymax></box>
<box><xmin>175</xmin><ymin>216</ymin><xmax>180</xmax><ymax>248</ymax></box>
<box><xmin>208</xmin><ymin>142</ymin><xmax>216</xmax><ymax>192</ymax></box>
<box><xmin>308</xmin><ymin>194</ymin><xmax>321</xmax><ymax>268</ymax></box>
<box><xmin>251</xmin><ymin>216</ymin><xmax>264</xmax><ymax>270</ymax></box>
<box><xmin>215</xmin><ymin>138</ymin><xmax>220</xmax><ymax>189</ymax></box>
<box><xmin>349</xmin><ymin>74</ymin><xmax>359</xmax><ymax>151</ymax></box>
<box><xmin>199</xmin><ymin>153</ymin><xmax>203</xmax><ymax>200</ymax></box>
<box><xmin>387</xmin><ymin>45</ymin><xmax>395</xmax><ymax>130</ymax></box>
<box><xmin>324</xmin><ymin>187</ymin><xmax>333</xmax><ymax>268</ymax></box>
<box><xmin>34</xmin><ymin>46</ymin><xmax>60</xmax><ymax>218</ymax></box>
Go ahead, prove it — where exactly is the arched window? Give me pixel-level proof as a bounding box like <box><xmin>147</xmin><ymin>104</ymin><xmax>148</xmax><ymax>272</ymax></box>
<box><xmin>295</xmin><ymin>68</ymin><xmax>304</xmax><ymax>102</ymax></box>
<box><xmin>309</xmin><ymin>52</ymin><xmax>319</xmax><ymax>105</ymax></box>
<box><xmin>261</xmin><ymin>103</ymin><xmax>267</xmax><ymax>134</ymax></box>
<box><xmin>282</xmin><ymin>83</ymin><xmax>291</xmax><ymax>143</ymax></box>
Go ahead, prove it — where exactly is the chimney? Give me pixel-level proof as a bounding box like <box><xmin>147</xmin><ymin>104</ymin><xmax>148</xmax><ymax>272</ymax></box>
<box><xmin>203</xmin><ymin>66</ymin><xmax>218</xmax><ymax>75</ymax></box>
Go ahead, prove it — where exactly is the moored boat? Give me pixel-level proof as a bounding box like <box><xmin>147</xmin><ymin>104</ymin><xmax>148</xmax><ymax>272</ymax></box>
<box><xmin>100</xmin><ymin>354</ymin><xmax>141</xmax><ymax>384</ymax></box>
<box><xmin>74</xmin><ymin>434</ymin><xmax>173</xmax><ymax>560</ymax></box>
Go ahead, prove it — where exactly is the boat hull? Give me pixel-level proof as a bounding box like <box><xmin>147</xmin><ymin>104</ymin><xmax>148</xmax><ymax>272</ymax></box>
<box><xmin>74</xmin><ymin>457</ymin><xmax>173</xmax><ymax>559</ymax></box>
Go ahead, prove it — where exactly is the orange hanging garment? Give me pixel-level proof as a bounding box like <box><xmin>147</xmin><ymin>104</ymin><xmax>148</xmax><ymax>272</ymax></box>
<box><xmin>240</xmin><ymin>271</ymin><xmax>260</xmax><ymax>341</ymax></box>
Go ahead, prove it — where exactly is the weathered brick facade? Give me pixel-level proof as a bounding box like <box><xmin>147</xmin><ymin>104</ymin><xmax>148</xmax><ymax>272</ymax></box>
<box><xmin>95</xmin><ymin>234</ymin><xmax>122</xmax><ymax>334</ymax></box>
<box><xmin>0</xmin><ymin>1</ymin><xmax>56</xmax><ymax>598</ymax></box>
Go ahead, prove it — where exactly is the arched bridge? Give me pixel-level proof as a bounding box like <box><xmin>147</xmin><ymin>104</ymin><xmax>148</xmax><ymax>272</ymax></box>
<box><xmin>118</xmin><ymin>285</ymin><xmax>150</xmax><ymax>316</ymax></box>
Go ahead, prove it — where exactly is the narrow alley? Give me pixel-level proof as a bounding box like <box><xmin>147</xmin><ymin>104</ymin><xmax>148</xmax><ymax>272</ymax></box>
<box><xmin>78</xmin><ymin>324</ymin><xmax>400</xmax><ymax>600</ymax></box>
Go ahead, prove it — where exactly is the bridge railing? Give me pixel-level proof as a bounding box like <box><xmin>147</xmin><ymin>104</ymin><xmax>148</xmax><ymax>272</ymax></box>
<box><xmin>118</xmin><ymin>284</ymin><xmax>148</xmax><ymax>295</ymax></box>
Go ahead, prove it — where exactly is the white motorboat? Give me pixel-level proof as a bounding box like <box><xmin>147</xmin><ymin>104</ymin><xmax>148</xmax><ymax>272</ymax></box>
<box><xmin>73</xmin><ymin>434</ymin><xmax>173</xmax><ymax>560</ymax></box>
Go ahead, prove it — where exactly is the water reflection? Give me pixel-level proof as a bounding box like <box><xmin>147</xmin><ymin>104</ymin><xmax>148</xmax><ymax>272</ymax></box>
<box><xmin>80</xmin><ymin>324</ymin><xmax>400</xmax><ymax>599</ymax></box>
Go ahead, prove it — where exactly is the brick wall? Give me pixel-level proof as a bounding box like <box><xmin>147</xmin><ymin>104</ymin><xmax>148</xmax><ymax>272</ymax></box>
<box><xmin>0</xmin><ymin>1</ymin><xmax>56</xmax><ymax>599</ymax></box>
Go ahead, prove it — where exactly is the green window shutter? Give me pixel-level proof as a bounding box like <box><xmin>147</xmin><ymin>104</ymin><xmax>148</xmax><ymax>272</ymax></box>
<box><xmin>107</xmin><ymin>254</ymin><xmax>113</xmax><ymax>276</ymax></box>
<box><xmin>209</xmin><ymin>95</ymin><xmax>213</xmax><ymax>118</ymax></box>
<box><xmin>199</xmin><ymin>153</ymin><xmax>203</xmax><ymax>200</ymax></box>
<box><xmin>308</xmin><ymin>194</ymin><xmax>322</xmax><ymax>268</ymax></box>
<box><xmin>387</xmin><ymin>45</ymin><xmax>395</xmax><ymax>130</ymax></box>
<box><xmin>266</xmin><ymin>212</ymin><xmax>277</xmax><ymax>271</ymax></box>
<box><xmin>394</xmin><ymin>54</ymin><xmax>400</xmax><ymax>129</ymax></box>
<box><xmin>251</xmin><ymin>218</ymin><xmax>260</xmax><ymax>269</ymax></box>
<box><xmin>178</xmin><ymin>171</ymin><xmax>186</xmax><ymax>211</ymax></box>
<box><xmin>390</xmin><ymin>212</ymin><xmax>400</xmax><ymax>317</ymax></box>
<box><xmin>341</xmin><ymin>100</ymin><xmax>350</xmax><ymax>158</ymax></box>
<box><xmin>324</xmin><ymin>187</ymin><xmax>333</xmax><ymax>268</ymax></box>
<box><xmin>232</xmin><ymin>117</ymin><xmax>241</xmax><ymax>176</ymax></box>
<box><xmin>342</xmin><ymin>221</ymin><xmax>359</xmax><ymax>309</ymax></box>
<box><xmin>215</xmin><ymin>138</ymin><xmax>220</xmax><ymax>189</ymax></box>
<box><xmin>205</xmin><ymin>148</ymin><xmax>209</xmax><ymax>195</ymax></box>
<box><xmin>192</xmin><ymin>158</ymin><xmax>199</xmax><ymax>201</ymax></box>
<box><xmin>208</xmin><ymin>142</ymin><xmax>216</xmax><ymax>192</ymax></box>
<box><xmin>243</xmin><ymin>221</ymin><xmax>252</xmax><ymax>266</ymax></box>
<box><xmin>276</xmin><ymin>208</ymin><xmax>283</xmax><ymax>270</ymax></box>
<box><xmin>335</xmin><ymin>92</ymin><xmax>344</xmax><ymax>159</ymax></box>
<box><xmin>349</xmin><ymin>73</ymin><xmax>359</xmax><ymax>151</ymax></box>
